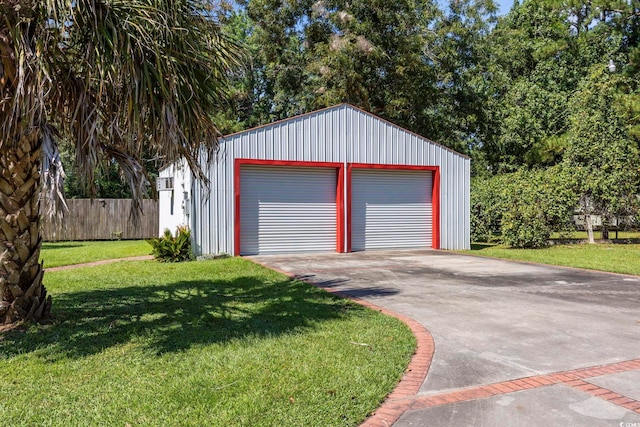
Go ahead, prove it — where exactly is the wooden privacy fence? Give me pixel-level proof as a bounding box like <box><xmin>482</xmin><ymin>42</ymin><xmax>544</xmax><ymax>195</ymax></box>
<box><xmin>42</xmin><ymin>199</ymin><xmax>159</xmax><ymax>241</ymax></box>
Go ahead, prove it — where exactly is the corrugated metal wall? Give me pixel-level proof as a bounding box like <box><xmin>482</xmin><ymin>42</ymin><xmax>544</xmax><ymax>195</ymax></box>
<box><xmin>191</xmin><ymin>104</ymin><xmax>470</xmax><ymax>255</ymax></box>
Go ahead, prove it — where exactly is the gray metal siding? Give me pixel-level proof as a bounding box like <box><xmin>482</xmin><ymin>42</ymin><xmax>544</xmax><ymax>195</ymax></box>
<box><xmin>239</xmin><ymin>166</ymin><xmax>337</xmax><ymax>255</ymax></box>
<box><xmin>191</xmin><ymin>104</ymin><xmax>470</xmax><ymax>256</ymax></box>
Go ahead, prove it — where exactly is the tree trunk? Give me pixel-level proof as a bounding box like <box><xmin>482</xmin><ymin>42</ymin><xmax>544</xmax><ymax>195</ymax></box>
<box><xmin>601</xmin><ymin>215</ymin><xmax>609</xmax><ymax>240</ymax></box>
<box><xmin>585</xmin><ymin>214</ymin><xmax>595</xmax><ymax>244</ymax></box>
<box><xmin>0</xmin><ymin>130</ymin><xmax>51</xmax><ymax>325</ymax></box>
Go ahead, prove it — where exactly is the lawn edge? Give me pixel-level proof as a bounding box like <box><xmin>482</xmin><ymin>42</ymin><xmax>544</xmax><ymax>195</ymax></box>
<box><xmin>445</xmin><ymin>249</ymin><xmax>640</xmax><ymax>279</ymax></box>
<box><xmin>247</xmin><ymin>258</ymin><xmax>435</xmax><ymax>427</ymax></box>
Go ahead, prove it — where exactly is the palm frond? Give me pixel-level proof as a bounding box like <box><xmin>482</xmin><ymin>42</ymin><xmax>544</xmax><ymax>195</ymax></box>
<box><xmin>2</xmin><ymin>0</ymin><xmax>244</xmax><ymax>217</ymax></box>
<box><xmin>40</xmin><ymin>124</ymin><xmax>68</xmax><ymax>224</ymax></box>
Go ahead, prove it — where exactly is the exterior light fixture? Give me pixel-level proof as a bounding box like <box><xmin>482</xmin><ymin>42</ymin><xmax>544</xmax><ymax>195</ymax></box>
<box><xmin>608</xmin><ymin>59</ymin><xmax>616</xmax><ymax>73</ymax></box>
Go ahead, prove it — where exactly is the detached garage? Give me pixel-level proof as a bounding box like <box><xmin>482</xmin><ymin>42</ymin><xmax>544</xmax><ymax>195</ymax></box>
<box><xmin>158</xmin><ymin>104</ymin><xmax>469</xmax><ymax>256</ymax></box>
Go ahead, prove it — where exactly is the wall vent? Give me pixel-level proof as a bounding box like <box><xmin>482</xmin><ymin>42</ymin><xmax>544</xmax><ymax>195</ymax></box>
<box><xmin>156</xmin><ymin>177</ymin><xmax>174</xmax><ymax>191</ymax></box>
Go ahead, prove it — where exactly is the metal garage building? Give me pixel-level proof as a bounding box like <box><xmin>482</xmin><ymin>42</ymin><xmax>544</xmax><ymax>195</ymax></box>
<box><xmin>158</xmin><ymin>104</ymin><xmax>470</xmax><ymax>256</ymax></box>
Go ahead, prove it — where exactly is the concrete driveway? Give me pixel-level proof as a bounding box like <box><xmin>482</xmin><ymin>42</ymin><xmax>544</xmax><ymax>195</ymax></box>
<box><xmin>250</xmin><ymin>250</ymin><xmax>640</xmax><ymax>426</ymax></box>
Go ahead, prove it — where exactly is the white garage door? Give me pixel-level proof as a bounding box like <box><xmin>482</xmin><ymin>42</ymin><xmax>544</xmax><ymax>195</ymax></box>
<box><xmin>240</xmin><ymin>166</ymin><xmax>337</xmax><ymax>255</ymax></box>
<box><xmin>351</xmin><ymin>169</ymin><xmax>432</xmax><ymax>251</ymax></box>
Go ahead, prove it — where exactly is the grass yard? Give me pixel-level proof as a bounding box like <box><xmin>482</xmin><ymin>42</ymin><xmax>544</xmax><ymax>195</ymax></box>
<box><xmin>0</xmin><ymin>258</ymin><xmax>415</xmax><ymax>427</ymax></box>
<box><xmin>464</xmin><ymin>242</ymin><xmax>640</xmax><ymax>276</ymax></box>
<box><xmin>550</xmin><ymin>230</ymin><xmax>640</xmax><ymax>240</ymax></box>
<box><xmin>40</xmin><ymin>240</ymin><xmax>151</xmax><ymax>268</ymax></box>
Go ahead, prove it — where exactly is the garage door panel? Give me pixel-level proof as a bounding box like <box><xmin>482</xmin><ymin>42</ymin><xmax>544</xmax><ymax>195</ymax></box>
<box><xmin>240</xmin><ymin>166</ymin><xmax>337</xmax><ymax>255</ymax></box>
<box><xmin>352</xmin><ymin>169</ymin><xmax>432</xmax><ymax>251</ymax></box>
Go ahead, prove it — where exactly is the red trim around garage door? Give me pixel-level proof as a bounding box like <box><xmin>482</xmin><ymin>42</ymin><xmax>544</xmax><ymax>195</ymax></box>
<box><xmin>234</xmin><ymin>159</ymin><xmax>345</xmax><ymax>256</ymax></box>
<box><xmin>346</xmin><ymin>164</ymin><xmax>440</xmax><ymax>252</ymax></box>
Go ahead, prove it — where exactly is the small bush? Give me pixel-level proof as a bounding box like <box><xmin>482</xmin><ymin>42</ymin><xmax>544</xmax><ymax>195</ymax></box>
<box><xmin>471</xmin><ymin>166</ymin><xmax>577</xmax><ymax>248</ymax></box>
<box><xmin>502</xmin><ymin>203</ymin><xmax>550</xmax><ymax>248</ymax></box>
<box><xmin>470</xmin><ymin>175</ymin><xmax>510</xmax><ymax>242</ymax></box>
<box><xmin>147</xmin><ymin>226</ymin><xmax>194</xmax><ymax>262</ymax></box>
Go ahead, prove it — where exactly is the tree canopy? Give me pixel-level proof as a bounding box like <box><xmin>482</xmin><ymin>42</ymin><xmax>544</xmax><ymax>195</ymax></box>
<box><xmin>210</xmin><ymin>0</ymin><xmax>640</xmax><ymax>246</ymax></box>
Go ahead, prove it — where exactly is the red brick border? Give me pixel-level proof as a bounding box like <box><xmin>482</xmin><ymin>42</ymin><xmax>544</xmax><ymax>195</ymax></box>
<box><xmin>404</xmin><ymin>358</ymin><xmax>640</xmax><ymax>415</ymax></box>
<box><xmin>249</xmin><ymin>259</ymin><xmax>436</xmax><ymax>427</ymax></box>
<box><xmin>352</xmin><ymin>299</ymin><xmax>434</xmax><ymax>427</ymax></box>
<box><xmin>250</xmin><ymin>258</ymin><xmax>640</xmax><ymax>424</ymax></box>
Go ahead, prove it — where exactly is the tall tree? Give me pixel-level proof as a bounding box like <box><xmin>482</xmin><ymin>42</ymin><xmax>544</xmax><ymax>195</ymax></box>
<box><xmin>230</xmin><ymin>0</ymin><xmax>497</xmax><ymax>153</ymax></box>
<box><xmin>477</xmin><ymin>0</ymin><xmax>637</xmax><ymax>173</ymax></box>
<box><xmin>302</xmin><ymin>0</ymin><xmax>442</xmax><ymax>127</ymax></box>
<box><xmin>425</xmin><ymin>0</ymin><xmax>498</xmax><ymax>153</ymax></box>
<box><xmin>0</xmin><ymin>0</ymin><xmax>241</xmax><ymax>325</ymax></box>
<box><xmin>240</xmin><ymin>0</ymin><xmax>312</xmax><ymax>120</ymax></box>
<box><xmin>210</xmin><ymin>9</ymin><xmax>278</xmax><ymax>134</ymax></box>
<box><xmin>563</xmin><ymin>66</ymin><xmax>640</xmax><ymax>242</ymax></box>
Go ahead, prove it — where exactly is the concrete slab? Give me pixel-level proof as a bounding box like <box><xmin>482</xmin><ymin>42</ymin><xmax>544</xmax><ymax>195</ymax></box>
<box><xmin>589</xmin><ymin>371</ymin><xmax>640</xmax><ymax>401</ymax></box>
<box><xmin>396</xmin><ymin>385</ymin><xmax>640</xmax><ymax>427</ymax></box>
<box><xmin>250</xmin><ymin>250</ymin><xmax>640</xmax><ymax>425</ymax></box>
<box><xmin>253</xmin><ymin>250</ymin><xmax>640</xmax><ymax>392</ymax></box>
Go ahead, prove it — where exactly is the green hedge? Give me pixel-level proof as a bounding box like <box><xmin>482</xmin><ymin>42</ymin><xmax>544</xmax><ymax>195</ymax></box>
<box><xmin>471</xmin><ymin>167</ymin><xmax>577</xmax><ymax>248</ymax></box>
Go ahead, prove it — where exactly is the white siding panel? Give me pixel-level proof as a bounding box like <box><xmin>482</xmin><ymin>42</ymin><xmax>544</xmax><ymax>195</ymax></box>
<box><xmin>239</xmin><ymin>166</ymin><xmax>336</xmax><ymax>255</ymax></box>
<box><xmin>352</xmin><ymin>169</ymin><xmax>432</xmax><ymax>251</ymax></box>
<box><xmin>158</xmin><ymin>160</ymin><xmax>191</xmax><ymax>236</ymax></box>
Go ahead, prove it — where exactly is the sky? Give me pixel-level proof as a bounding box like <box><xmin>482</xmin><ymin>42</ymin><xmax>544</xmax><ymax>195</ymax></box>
<box><xmin>495</xmin><ymin>0</ymin><xmax>514</xmax><ymax>16</ymax></box>
<box><xmin>438</xmin><ymin>0</ymin><xmax>515</xmax><ymax>17</ymax></box>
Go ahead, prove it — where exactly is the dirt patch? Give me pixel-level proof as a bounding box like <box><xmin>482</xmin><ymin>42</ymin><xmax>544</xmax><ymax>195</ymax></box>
<box><xmin>45</xmin><ymin>255</ymin><xmax>154</xmax><ymax>272</ymax></box>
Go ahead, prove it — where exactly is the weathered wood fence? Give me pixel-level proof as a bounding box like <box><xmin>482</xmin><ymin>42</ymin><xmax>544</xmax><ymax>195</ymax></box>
<box><xmin>42</xmin><ymin>199</ymin><xmax>159</xmax><ymax>241</ymax></box>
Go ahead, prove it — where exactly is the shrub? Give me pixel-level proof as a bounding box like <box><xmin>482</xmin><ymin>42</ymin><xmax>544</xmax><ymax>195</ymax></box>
<box><xmin>471</xmin><ymin>166</ymin><xmax>577</xmax><ymax>248</ymax></box>
<box><xmin>470</xmin><ymin>175</ymin><xmax>510</xmax><ymax>242</ymax></box>
<box><xmin>502</xmin><ymin>202</ymin><xmax>550</xmax><ymax>248</ymax></box>
<box><xmin>147</xmin><ymin>226</ymin><xmax>194</xmax><ymax>262</ymax></box>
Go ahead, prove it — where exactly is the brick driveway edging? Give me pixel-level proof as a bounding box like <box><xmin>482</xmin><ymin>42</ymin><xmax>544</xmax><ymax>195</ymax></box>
<box><xmin>249</xmin><ymin>259</ymin><xmax>436</xmax><ymax>427</ymax></box>
<box><xmin>250</xmin><ymin>255</ymin><xmax>640</xmax><ymax>426</ymax></box>
<box><xmin>354</xmin><ymin>299</ymin><xmax>434</xmax><ymax>427</ymax></box>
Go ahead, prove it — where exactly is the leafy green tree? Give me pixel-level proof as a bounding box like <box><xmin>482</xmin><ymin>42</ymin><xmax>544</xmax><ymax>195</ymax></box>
<box><xmin>210</xmin><ymin>10</ymin><xmax>275</xmax><ymax>134</ymax></box>
<box><xmin>302</xmin><ymin>0</ymin><xmax>444</xmax><ymax>133</ymax></box>
<box><xmin>477</xmin><ymin>0</ymin><xmax>634</xmax><ymax>173</ymax></box>
<box><xmin>425</xmin><ymin>0</ymin><xmax>498</xmax><ymax>153</ymax></box>
<box><xmin>501</xmin><ymin>167</ymin><xmax>576</xmax><ymax>248</ymax></box>
<box><xmin>231</xmin><ymin>0</ymin><xmax>500</xmax><ymax>153</ymax></box>
<box><xmin>0</xmin><ymin>0</ymin><xmax>241</xmax><ymax>325</ymax></box>
<box><xmin>470</xmin><ymin>173</ymin><xmax>510</xmax><ymax>242</ymax></box>
<box><xmin>563</xmin><ymin>66</ymin><xmax>640</xmax><ymax>243</ymax></box>
<box><xmin>239</xmin><ymin>0</ymin><xmax>312</xmax><ymax>120</ymax></box>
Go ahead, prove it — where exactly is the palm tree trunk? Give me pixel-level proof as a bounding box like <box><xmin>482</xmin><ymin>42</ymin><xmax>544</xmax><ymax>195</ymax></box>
<box><xmin>0</xmin><ymin>130</ymin><xmax>51</xmax><ymax>325</ymax></box>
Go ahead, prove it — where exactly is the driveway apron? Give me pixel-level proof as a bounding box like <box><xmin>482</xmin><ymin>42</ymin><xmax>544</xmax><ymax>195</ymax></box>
<box><xmin>250</xmin><ymin>250</ymin><xmax>640</xmax><ymax>426</ymax></box>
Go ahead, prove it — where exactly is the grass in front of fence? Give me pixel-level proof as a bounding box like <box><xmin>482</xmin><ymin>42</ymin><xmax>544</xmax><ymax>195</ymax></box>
<box><xmin>0</xmin><ymin>258</ymin><xmax>415</xmax><ymax>427</ymax></box>
<box><xmin>40</xmin><ymin>240</ymin><xmax>151</xmax><ymax>268</ymax></box>
<box><xmin>550</xmin><ymin>230</ymin><xmax>640</xmax><ymax>240</ymax></box>
<box><xmin>464</xmin><ymin>242</ymin><xmax>640</xmax><ymax>276</ymax></box>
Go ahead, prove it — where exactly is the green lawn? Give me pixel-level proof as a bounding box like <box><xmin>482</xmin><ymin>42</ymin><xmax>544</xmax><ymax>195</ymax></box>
<box><xmin>550</xmin><ymin>230</ymin><xmax>640</xmax><ymax>240</ymax></box>
<box><xmin>463</xmin><ymin>242</ymin><xmax>640</xmax><ymax>276</ymax></box>
<box><xmin>40</xmin><ymin>240</ymin><xmax>151</xmax><ymax>268</ymax></box>
<box><xmin>0</xmin><ymin>258</ymin><xmax>415</xmax><ymax>427</ymax></box>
